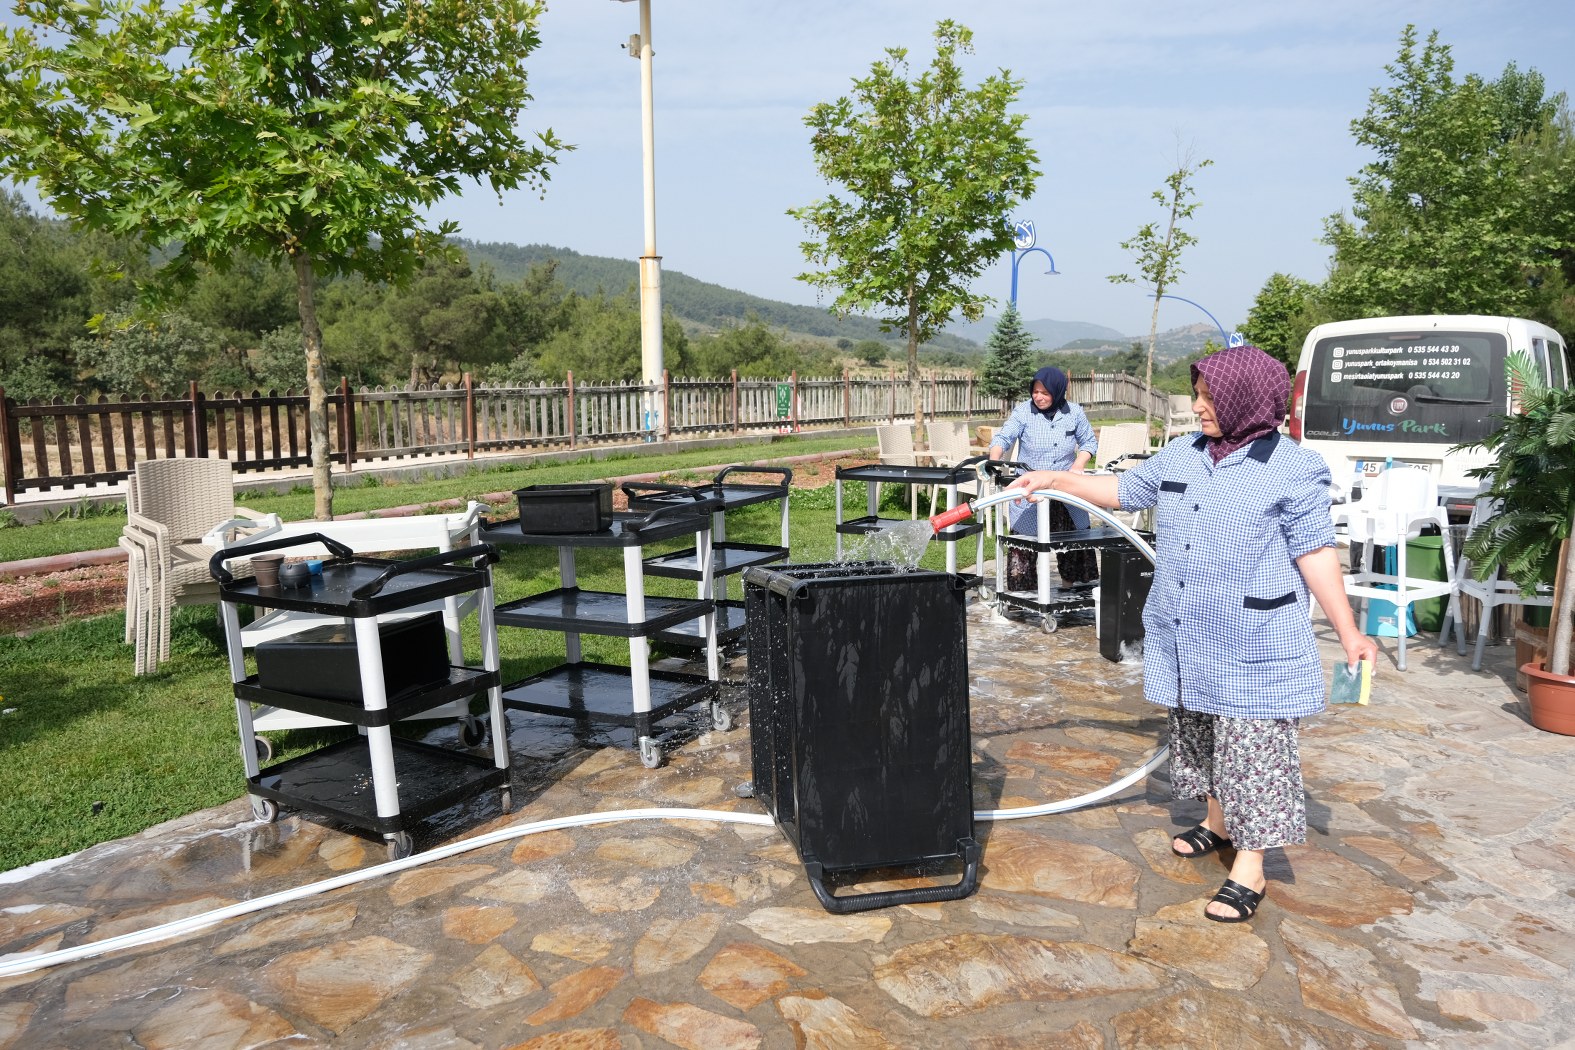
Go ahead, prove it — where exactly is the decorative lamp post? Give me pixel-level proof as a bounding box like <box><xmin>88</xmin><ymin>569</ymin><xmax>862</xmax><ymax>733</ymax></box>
<box><xmin>615</xmin><ymin>0</ymin><xmax>664</xmax><ymax>439</ymax></box>
<box><xmin>1009</xmin><ymin>219</ymin><xmax>1059</xmax><ymax>308</ymax></box>
<box><xmin>1158</xmin><ymin>293</ymin><xmax>1244</xmax><ymax>349</ymax></box>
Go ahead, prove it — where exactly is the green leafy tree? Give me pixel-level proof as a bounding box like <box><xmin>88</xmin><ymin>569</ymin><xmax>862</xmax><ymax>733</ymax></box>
<box><xmin>0</xmin><ymin>189</ymin><xmax>88</xmax><ymax>399</ymax></box>
<box><xmin>72</xmin><ymin>309</ymin><xmax>220</xmax><ymax>396</ymax></box>
<box><xmin>850</xmin><ymin>340</ymin><xmax>888</xmax><ymax>367</ymax></box>
<box><xmin>690</xmin><ymin>318</ymin><xmax>796</xmax><ymax>378</ymax></box>
<box><xmin>0</xmin><ymin>0</ymin><xmax>565</xmax><ymax>517</ymax></box>
<box><xmin>789</xmin><ymin>21</ymin><xmax>1039</xmax><ymax>436</ymax></box>
<box><xmin>532</xmin><ymin>292</ymin><xmax>690</xmax><ymax>382</ymax></box>
<box><xmin>1241</xmin><ymin>273</ymin><xmax>1317</xmax><ymax>369</ymax></box>
<box><xmin>978</xmin><ymin>302</ymin><xmax>1035</xmax><ymax>407</ymax></box>
<box><xmin>383</xmin><ymin>257</ymin><xmax>508</xmax><ymax>385</ymax></box>
<box><xmin>1108</xmin><ymin>150</ymin><xmax>1213</xmax><ymax>431</ymax></box>
<box><xmin>1321</xmin><ymin>27</ymin><xmax>1570</xmax><ymax>325</ymax></box>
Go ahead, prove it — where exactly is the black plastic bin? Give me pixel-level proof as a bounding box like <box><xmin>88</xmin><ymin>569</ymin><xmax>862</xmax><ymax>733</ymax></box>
<box><xmin>1099</xmin><ymin>547</ymin><xmax>1153</xmax><ymax>663</ymax></box>
<box><xmin>514</xmin><ymin>483</ymin><xmax>613</xmax><ymax>534</ymax></box>
<box><xmin>742</xmin><ymin>561</ymin><xmax>980</xmax><ymax>913</ymax></box>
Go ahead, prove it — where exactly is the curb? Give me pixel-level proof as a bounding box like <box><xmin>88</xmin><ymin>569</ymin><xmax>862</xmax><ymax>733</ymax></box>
<box><xmin>0</xmin><ymin>449</ymin><xmax>867</xmax><ymax>582</ymax></box>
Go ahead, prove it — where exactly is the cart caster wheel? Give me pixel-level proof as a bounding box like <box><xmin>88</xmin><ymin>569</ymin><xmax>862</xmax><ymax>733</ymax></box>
<box><xmin>1040</xmin><ymin>615</ymin><xmax>1058</xmax><ymax>634</ymax></box>
<box><xmin>253</xmin><ymin>736</ymin><xmax>274</xmax><ymax>763</ymax></box>
<box><xmin>639</xmin><ymin>738</ymin><xmax>664</xmax><ymax>769</ymax></box>
<box><xmin>249</xmin><ymin>796</ymin><xmax>279</xmax><ymax>823</ymax></box>
<box><xmin>460</xmin><ymin>715</ymin><xmax>486</xmax><ymax>748</ymax></box>
<box><xmin>387</xmin><ymin>832</ymin><xmax>415</xmax><ymax>861</ymax></box>
<box><xmin>710</xmin><ymin>702</ymin><xmax>733</xmax><ymax>732</ymax></box>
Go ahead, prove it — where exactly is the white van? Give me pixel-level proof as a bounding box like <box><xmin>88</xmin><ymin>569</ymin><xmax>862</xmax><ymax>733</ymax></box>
<box><xmin>1288</xmin><ymin>315</ymin><xmax>1570</xmax><ymax>499</ymax></box>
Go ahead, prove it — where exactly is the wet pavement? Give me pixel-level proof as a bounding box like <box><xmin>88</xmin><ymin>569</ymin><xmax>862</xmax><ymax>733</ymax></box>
<box><xmin>1</xmin><ymin>589</ymin><xmax>1572</xmax><ymax>1049</ymax></box>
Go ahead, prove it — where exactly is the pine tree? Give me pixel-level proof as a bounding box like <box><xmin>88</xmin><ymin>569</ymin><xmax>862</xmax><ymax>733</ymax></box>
<box><xmin>978</xmin><ymin>303</ymin><xmax>1036</xmax><ymax>408</ymax></box>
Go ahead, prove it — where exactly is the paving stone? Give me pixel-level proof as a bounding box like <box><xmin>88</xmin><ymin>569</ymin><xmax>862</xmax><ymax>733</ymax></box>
<box><xmin>1279</xmin><ymin>916</ymin><xmax>1419</xmax><ymax>1039</ymax></box>
<box><xmin>696</xmin><ymin>941</ymin><xmax>807</xmax><ymax>1011</ymax></box>
<box><xmin>1004</xmin><ymin>740</ymin><xmax>1123</xmax><ymax>781</ymax></box>
<box><xmin>968</xmin><ymin>893</ymin><xmax>1081</xmax><ymax>929</ymax></box>
<box><xmin>738</xmin><ymin>907</ymin><xmax>891</xmax><ymax>946</ymax></box>
<box><xmin>873</xmin><ymin>933</ymin><xmax>1166</xmax><ymax>1018</ymax></box>
<box><xmin>511</xmin><ymin>829</ymin><xmax>576</xmax><ymax>864</ymax></box>
<box><xmin>1435</xmin><ymin>988</ymin><xmax>1542</xmax><ymax>1023</ymax></box>
<box><xmin>441</xmin><ymin>903</ymin><xmax>518</xmax><ymax>944</ymax></box>
<box><xmin>530</xmin><ymin>923</ymin><xmax>619</xmax><ymax>963</ymax></box>
<box><xmin>525</xmin><ymin>966</ymin><xmax>624</xmax><ymax>1025</ymax></box>
<box><xmin>979</xmin><ymin>825</ymin><xmax>1140</xmax><ymax>908</ymax></box>
<box><xmin>130</xmin><ymin>987</ymin><xmax>299</xmax><ymax>1049</ymax></box>
<box><xmin>502</xmin><ymin>1030</ymin><xmax>622</xmax><ymax>1050</ymax></box>
<box><xmin>216</xmin><ymin>901</ymin><xmax>359</xmax><ymax>956</ymax></box>
<box><xmin>622</xmin><ymin>997</ymin><xmax>761</xmax><ymax>1050</ymax></box>
<box><xmin>367</xmin><ymin>1024</ymin><xmax>482</xmax><ymax>1049</ymax></box>
<box><xmin>1341</xmin><ymin>834</ymin><xmax>1447</xmax><ymax>882</ymax></box>
<box><xmin>776</xmin><ymin>992</ymin><xmax>896</xmax><ymax>1049</ymax></box>
<box><xmin>1111</xmin><ymin>987</ymin><xmax>1390</xmax><ymax>1048</ymax></box>
<box><xmin>0</xmin><ymin>905</ymin><xmax>93</xmax><ymax>951</ymax></box>
<box><xmin>387</xmin><ymin>863</ymin><xmax>495</xmax><ymax>907</ymax></box>
<box><xmin>632</xmin><ymin>912</ymin><xmax>723</xmax><ymax>976</ymax></box>
<box><xmin>591</xmin><ymin>834</ymin><xmax>697</xmax><ymax>868</ymax></box>
<box><xmin>568</xmin><ymin>874</ymin><xmax>661</xmax><ymax>914</ymax></box>
<box><xmin>966</xmin><ymin>1021</ymin><xmax>1104</xmax><ymax>1049</ymax></box>
<box><xmin>1128</xmin><ymin>901</ymin><xmax>1270</xmax><ymax>989</ymax></box>
<box><xmin>261</xmin><ymin>935</ymin><xmax>433</xmax><ymax>1035</ymax></box>
<box><xmin>465</xmin><ymin>867</ymin><xmax>556</xmax><ymax>906</ymax></box>
<box><xmin>1398</xmin><ymin>765</ymin><xmax>1559</xmax><ymax>839</ymax></box>
<box><xmin>1268</xmin><ymin>845</ymin><xmax>1413</xmax><ymax>927</ymax></box>
<box><xmin>0</xmin><ymin>1002</ymin><xmax>34</xmax><ymax>1050</ymax></box>
<box><xmin>1452</xmin><ymin>897</ymin><xmax>1575</xmax><ymax>970</ymax></box>
<box><xmin>91</xmin><ymin>894</ymin><xmax>236</xmax><ymax>941</ymax></box>
<box><xmin>1130</xmin><ymin>827</ymin><xmax>1210</xmax><ymax>885</ymax></box>
<box><xmin>451</xmin><ymin>943</ymin><xmax>541</xmax><ymax>1009</ymax></box>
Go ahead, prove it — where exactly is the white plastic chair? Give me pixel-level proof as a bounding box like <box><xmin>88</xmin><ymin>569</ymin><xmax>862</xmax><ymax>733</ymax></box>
<box><xmin>874</xmin><ymin>423</ymin><xmax>920</xmax><ymax>518</ymax></box>
<box><xmin>1333</xmin><ymin>465</ymin><xmax>1461</xmax><ymax>670</ymax></box>
<box><xmin>1163</xmin><ymin>394</ymin><xmax>1200</xmax><ymax>441</ymax></box>
<box><xmin>1440</xmin><ymin>498</ymin><xmax>1555</xmax><ymax>670</ymax></box>
<box><xmin>1095</xmin><ymin>423</ymin><xmax>1151</xmax><ymax>471</ymax></box>
<box><xmin>926</xmin><ymin>420</ymin><xmax>977</xmax><ymax>515</ymax></box>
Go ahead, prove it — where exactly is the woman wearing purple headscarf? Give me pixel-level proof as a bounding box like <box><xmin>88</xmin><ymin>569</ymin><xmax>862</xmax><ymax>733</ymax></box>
<box><xmin>988</xmin><ymin>366</ymin><xmax>1100</xmax><ymax>586</ymax></box>
<box><xmin>1006</xmin><ymin>345</ymin><xmax>1377</xmax><ymax>924</ymax></box>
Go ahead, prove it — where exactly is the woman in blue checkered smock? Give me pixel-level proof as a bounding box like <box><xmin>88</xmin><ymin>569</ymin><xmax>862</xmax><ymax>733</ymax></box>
<box><xmin>989</xmin><ymin>366</ymin><xmax>1100</xmax><ymax>585</ymax></box>
<box><xmin>1004</xmin><ymin>345</ymin><xmax>1379</xmax><ymax>926</ymax></box>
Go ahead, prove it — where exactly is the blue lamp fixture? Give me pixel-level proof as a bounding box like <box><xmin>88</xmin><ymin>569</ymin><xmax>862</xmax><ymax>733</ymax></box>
<box><xmin>1158</xmin><ymin>293</ymin><xmax>1244</xmax><ymax>348</ymax></box>
<box><xmin>1009</xmin><ymin>219</ymin><xmax>1059</xmax><ymax>308</ymax></box>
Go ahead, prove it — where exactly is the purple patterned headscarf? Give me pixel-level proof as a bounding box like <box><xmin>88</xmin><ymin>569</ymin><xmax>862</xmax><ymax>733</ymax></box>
<box><xmin>1190</xmin><ymin>345</ymin><xmax>1290</xmax><ymax>463</ymax></box>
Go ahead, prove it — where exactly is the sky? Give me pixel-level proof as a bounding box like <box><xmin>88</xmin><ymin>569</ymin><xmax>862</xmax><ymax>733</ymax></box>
<box><xmin>7</xmin><ymin>1</ymin><xmax>1573</xmax><ymax>339</ymax></box>
<box><xmin>423</xmin><ymin>0</ymin><xmax>1571</xmax><ymax>338</ymax></box>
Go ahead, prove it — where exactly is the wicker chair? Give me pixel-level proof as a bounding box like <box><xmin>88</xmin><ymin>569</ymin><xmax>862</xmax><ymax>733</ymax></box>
<box><xmin>121</xmin><ymin>459</ymin><xmax>275</xmax><ymax>674</ymax></box>
<box><xmin>874</xmin><ymin>423</ymin><xmax>921</xmax><ymax>518</ymax></box>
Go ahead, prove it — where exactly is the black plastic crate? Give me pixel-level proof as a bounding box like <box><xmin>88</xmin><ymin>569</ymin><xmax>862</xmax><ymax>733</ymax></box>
<box><xmin>514</xmin><ymin>483</ymin><xmax>613</xmax><ymax>534</ymax></box>
<box><xmin>742</xmin><ymin>561</ymin><xmax>979</xmax><ymax>913</ymax></box>
<box><xmin>255</xmin><ymin>611</ymin><xmax>451</xmax><ymax>702</ymax></box>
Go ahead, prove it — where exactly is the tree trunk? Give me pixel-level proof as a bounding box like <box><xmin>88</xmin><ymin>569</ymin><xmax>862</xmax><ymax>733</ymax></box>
<box><xmin>907</xmin><ymin>290</ymin><xmax>924</xmax><ymax>443</ymax></box>
<box><xmin>1143</xmin><ymin>293</ymin><xmax>1162</xmax><ymax>434</ymax></box>
<box><xmin>292</xmin><ymin>250</ymin><xmax>334</xmax><ymax>520</ymax></box>
<box><xmin>1551</xmin><ymin>530</ymin><xmax>1574</xmax><ymax>677</ymax></box>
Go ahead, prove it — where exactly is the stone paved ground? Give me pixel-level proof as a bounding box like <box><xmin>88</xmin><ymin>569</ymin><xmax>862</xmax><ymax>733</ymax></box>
<box><xmin>1</xmin><ymin>595</ymin><xmax>1571</xmax><ymax>1049</ymax></box>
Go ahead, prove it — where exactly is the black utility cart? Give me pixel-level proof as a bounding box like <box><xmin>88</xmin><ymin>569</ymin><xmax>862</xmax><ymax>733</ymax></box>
<box><xmin>212</xmin><ymin>536</ymin><xmax>510</xmax><ymax>860</ymax></box>
<box><xmin>833</xmin><ymin>459</ymin><xmax>987</xmax><ymax>577</ymax></box>
<box><xmin>983</xmin><ymin>460</ymin><xmax>1154</xmax><ymax>634</ymax></box>
<box><xmin>624</xmin><ymin>465</ymin><xmax>792</xmax><ymax>649</ymax></box>
<box><xmin>482</xmin><ymin>491</ymin><xmax>727</xmax><ymax>769</ymax></box>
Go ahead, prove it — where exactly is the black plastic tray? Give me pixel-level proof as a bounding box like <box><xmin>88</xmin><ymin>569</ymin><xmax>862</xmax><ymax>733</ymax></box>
<box><xmin>234</xmin><ymin>666</ymin><xmax>498</xmax><ymax>727</ymax></box>
<box><xmin>641</xmin><ymin>542</ymin><xmax>787</xmax><ymax>580</ymax></box>
<box><xmin>836</xmin><ymin>463</ymin><xmax>977</xmax><ymax>485</ymax></box>
<box><xmin>1003</xmin><ymin>527</ymin><xmax>1152</xmax><ymax>554</ymax></box>
<box><xmin>653</xmin><ymin>599</ymin><xmax>747</xmax><ymax>648</ymax></box>
<box><xmin>501</xmin><ymin>661</ymin><xmax>715</xmax><ymax>733</ymax></box>
<box><xmin>836</xmin><ymin>514</ymin><xmax>982</xmax><ymax>542</ymax></box>
<box><xmin>216</xmin><ymin>550</ymin><xmax>492</xmax><ymax>618</ymax></box>
<box><xmin>494</xmin><ymin>588</ymin><xmax>712</xmax><ymax>636</ymax></box>
<box><xmin>248</xmin><ymin>737</ymin><xmax>507</xmax><ymax>835</ymax></box>
<box><xmin>481</xmin><ymin>510</ymin><xmax>710</xmax><ymax>549</ymax></box>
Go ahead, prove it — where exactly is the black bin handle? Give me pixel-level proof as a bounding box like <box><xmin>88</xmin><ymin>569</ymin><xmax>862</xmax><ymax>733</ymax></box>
<box><xmin>208</xmin><ymin>533</ymin><xmax>356</xmax><ymax>585</ymax></box>
<box><xmin>350</xmin><ymin>543</ymin><xmax>499</xmax><ymax>600</ymax></box>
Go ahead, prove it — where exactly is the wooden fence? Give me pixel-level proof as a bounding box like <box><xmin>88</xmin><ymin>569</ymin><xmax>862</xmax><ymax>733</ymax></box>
<box><xmin>0</xmin><ymin>370</ymin><xmax>1167</xmax><ymax>503</ymax></box>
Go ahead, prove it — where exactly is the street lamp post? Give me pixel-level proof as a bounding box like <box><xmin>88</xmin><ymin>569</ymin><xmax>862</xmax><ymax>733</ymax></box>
<box><xmin>1008</xmin><ymin>219</ymin><xmax>1058</xmax><ymax>309</ymax></box>
<box><xmin>1157</xmin><ymin>294</ymin><xmax>1243</xmax><ymax>349</ymax></box>
<box><xmin>615</xmin><ymin>0</ymin><xmax>663</xmax><ymax>440</ymax></box>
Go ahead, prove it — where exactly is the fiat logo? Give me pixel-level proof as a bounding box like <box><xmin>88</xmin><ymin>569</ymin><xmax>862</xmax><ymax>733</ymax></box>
<box><xmin>1389</xmin><ymin>397</ymin><xmax>1408</xmax><ymax>414</ymax></box>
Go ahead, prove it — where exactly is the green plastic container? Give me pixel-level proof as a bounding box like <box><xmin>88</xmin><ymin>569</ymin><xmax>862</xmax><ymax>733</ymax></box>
<box><xmin>1406</xmin><ymin>535</ymin><xmax>1448</xmax><ymax>632</ymax></box>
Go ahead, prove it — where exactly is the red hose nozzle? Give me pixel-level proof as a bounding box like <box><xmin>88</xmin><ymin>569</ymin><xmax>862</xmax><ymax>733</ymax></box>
<box><xmin>929</xmin><ymin>502</ymin><xmax>975</xmax><ymax>532</ymax></box>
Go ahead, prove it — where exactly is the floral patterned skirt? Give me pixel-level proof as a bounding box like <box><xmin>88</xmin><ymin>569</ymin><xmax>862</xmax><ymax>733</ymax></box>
<box><xmin>1167</xmin><ymin>708</ymin><xmax>1306</xmax><ymax>851</ymax></box>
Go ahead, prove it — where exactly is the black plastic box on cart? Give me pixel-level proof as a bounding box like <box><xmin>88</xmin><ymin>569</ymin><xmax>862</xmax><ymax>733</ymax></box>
<box><xmin>255</xmin><ymin>610</ymin><xmax>450</xmax><ymax>701</ymax></box>
<box><xmin>1099</xmin><ymin>547</ymin><xmax>1154</xmax><ymax>663</ymax></box>
<box><xmin>742</xmin><ymin>561</ymin><xmax>980</xmax><ymax>913</ymax></box>
<box><xmin>514</xmin><ymin>483</ymin><xmax>613</xmax><ymax>534</ymax></box>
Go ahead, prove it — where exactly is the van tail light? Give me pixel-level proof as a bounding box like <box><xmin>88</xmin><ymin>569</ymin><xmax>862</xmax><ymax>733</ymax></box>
<box><xmin>1288</xmin><ymin>370</ymin><xmax>1307</xmax><ymax>441</ymax></box>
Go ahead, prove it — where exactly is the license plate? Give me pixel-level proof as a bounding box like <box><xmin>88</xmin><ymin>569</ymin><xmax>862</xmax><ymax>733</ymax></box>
<box><xmin>1356</xmin><ymin>459</ymin><xmax>1432</xmax><ymax>478</ymax></box>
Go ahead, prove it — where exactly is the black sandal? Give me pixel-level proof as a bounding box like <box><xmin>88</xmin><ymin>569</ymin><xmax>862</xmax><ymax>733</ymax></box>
<box><xmin>1171</xmin><ymin>824</ymin><xmax>1231</xmax><ymax>858</ymax></box>
<box><xmin>1205</xmin><ymin>878</ymin><xmax>1265</xmax><ymax>923</ymax></box>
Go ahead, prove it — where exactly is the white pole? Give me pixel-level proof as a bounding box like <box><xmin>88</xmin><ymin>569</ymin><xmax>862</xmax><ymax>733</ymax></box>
<box><xmin>636</xmin><ymin>0</ymin><xmax>663</xmax><ymax>440</ymax></box>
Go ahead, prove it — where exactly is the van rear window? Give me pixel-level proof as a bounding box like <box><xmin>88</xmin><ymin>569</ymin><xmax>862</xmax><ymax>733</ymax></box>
<box><xmin>1301</xmin><ymin>331</ymin><xmax>1505</xmax><ymax>445</ymax></box>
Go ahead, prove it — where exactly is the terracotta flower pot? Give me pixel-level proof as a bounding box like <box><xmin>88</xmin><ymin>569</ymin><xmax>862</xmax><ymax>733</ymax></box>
<box><xmin>1514</xmin><ymin>623</ymin><xmax>1550</xmax><ymax>693</ymax></box>
<box><xmin>1521</xmin><ymin>661</ymin><xmax>1575</xmax><ymax>736</ymax></box>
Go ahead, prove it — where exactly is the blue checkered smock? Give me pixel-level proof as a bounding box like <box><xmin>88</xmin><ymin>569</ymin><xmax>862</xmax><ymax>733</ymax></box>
<box><xmin>1116</xmin><ymin>431</ymin><xmax>1336</xmax><ymax>719</ymax></box>
<box><xmin>991</xmin><ymin>400</ymin><xmax>1098</xmax><ymax>533</ymax></box>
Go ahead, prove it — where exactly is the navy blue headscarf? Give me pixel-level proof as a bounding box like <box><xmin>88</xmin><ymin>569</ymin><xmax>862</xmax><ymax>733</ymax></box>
<box><xmin>1030</xmin><ymin>366</ymin><xmax>1070</xmax><ymax>418</ymax></box>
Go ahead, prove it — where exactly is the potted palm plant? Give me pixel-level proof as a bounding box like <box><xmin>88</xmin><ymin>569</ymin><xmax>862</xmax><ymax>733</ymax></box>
<box><xmin>1460</xmin><ymin>352</ymin><xmax>1575</xmax><ymax>733</ymax></box>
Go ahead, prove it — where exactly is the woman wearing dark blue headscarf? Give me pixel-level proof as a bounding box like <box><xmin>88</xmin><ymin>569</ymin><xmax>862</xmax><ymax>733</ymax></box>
<box><xmin>988</xmin><ymin>366</ymin><xmax>1100</xmax><ymax>585</ymax></box>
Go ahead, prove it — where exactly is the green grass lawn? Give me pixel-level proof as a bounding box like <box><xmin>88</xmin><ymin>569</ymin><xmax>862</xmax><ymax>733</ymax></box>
<box><xmin>0</xmin><ymin>432</ymin><xmax>872</xmax><ymax>562</ymax></box>
<box><xmin>0</xmin><ymin>434</ymin><xmax>991</xmax><ymax>873</ymax></box>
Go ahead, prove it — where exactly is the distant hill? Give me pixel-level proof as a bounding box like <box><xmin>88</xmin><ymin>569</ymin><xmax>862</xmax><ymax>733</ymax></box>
<box><xmin>456</xmin><ymin>239</ymin><xmax>982</xmax><ymax>354</ymax></box>
<box><xmin>945</xmin><ymin>315</ymin><xmax>1128</xmax><ymax>350</ymax></box>
<box><xmin>950</xmin><ymin>314</ymin><xmax>1219</xmax><ymax>362</ymax></box>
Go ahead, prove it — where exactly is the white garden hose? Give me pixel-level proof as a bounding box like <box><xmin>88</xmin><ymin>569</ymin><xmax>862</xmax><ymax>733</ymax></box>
<box><xmin>0</xmin><ymin>487</ymin><xmax>1166</xmax><ymax>978</ymax></box>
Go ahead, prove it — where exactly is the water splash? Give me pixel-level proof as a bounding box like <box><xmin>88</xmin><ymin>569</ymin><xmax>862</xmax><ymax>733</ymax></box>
<box><xmin>840</xmin><ymin>519</ymin><xmax>934</xmax><ymax>571</ymax></box>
